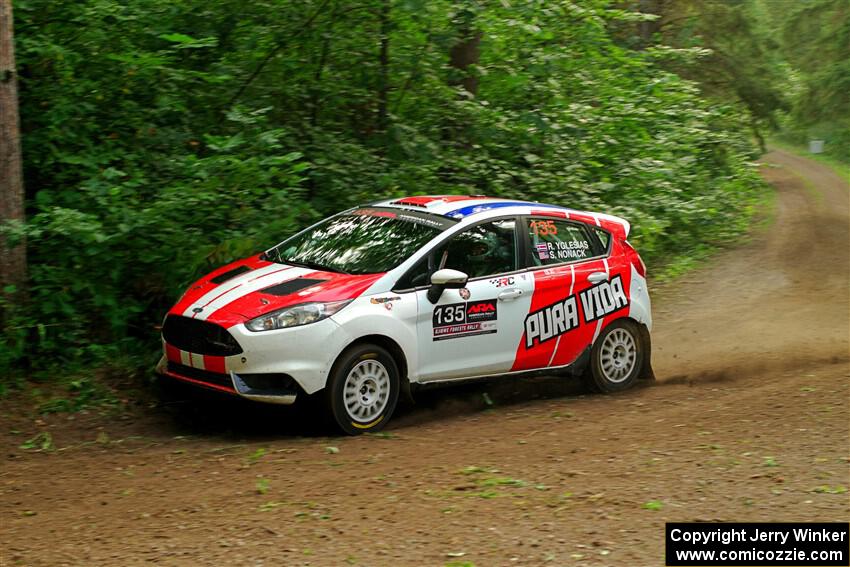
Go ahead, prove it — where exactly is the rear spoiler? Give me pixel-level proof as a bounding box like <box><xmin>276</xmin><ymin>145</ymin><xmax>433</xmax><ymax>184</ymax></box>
<box><xmin>596</xmin><ymin>214</ymin><xmax>630</xmax><ymax>241</ymax></box>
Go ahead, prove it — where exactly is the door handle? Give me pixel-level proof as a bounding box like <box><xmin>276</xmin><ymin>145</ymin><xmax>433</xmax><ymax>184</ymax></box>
<box><xmin>498</xmin><ymin>288</ymin><xmax>523</xmax><ymax>301</ymax></box>
<box><xmin>588</xmin><ymin>272</ymin><xmax>608</xmax><ymax>284</ymax></box>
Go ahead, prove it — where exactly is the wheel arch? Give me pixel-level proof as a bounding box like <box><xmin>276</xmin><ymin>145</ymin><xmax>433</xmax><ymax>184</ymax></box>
<box><xmin>337</xmin><ymin>334</ymin><xmax>413</xmax><ymax>400</ymax></box>
<box><xmin>590</xmin><ymin>316</ymin><xmax>654</xmax><ymax>381</ymax></box>
<box><xmin>634</xmin><ymin>319</ymin><xmax>655</xmax><ymax>380</ymax></box>
<box><xmin>614</xmin><ymin>315</ymin><xmax>654</xmax><ymax>381</ymax></box>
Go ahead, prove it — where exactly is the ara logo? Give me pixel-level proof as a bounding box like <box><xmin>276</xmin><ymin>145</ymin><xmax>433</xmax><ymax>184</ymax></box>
<box><xmin>466</xmin><ymin>300</ymin><xmax>498</xmax><ymax>322</ymax></box>
<box><xmin>578</xmin><ymin>275</ymin><xmax>628</xmax><ymax>323</ymax></box>
<box><xmin>468</xmin><ymin>302</ymin><xmax>495</xmax><ymax>314</ymax></box>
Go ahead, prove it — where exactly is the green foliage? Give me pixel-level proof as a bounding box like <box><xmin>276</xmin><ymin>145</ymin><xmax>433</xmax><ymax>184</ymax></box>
<box><xmin>632</xmin><ymin>0</ymin><xmax>790</xmax><ymax>148</ymax></box>
<box><xmin>772</xmin><ymin>0</ymin><xmax>849</xmax><ymax>160</ymax></box>
<box><xmin>4</xmin><ymin>0</ymin><xmax>766</xmax><ymax>384</ymax></box>
<box><xmin>20</xmin><ymin>431</ymin><xmax>54</xmax><ymax>452</ymax></box>
<box><xmin>37</xmin><ymin>376</ymin><xmax>118</xmax><ymax>413</ymax></box>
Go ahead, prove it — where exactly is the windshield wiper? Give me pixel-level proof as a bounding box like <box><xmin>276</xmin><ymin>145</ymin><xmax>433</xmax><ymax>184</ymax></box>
<box><xmin>280</xmin><ymin>257</ymin><xmax>349</xmax><ymax>275</ymax></box>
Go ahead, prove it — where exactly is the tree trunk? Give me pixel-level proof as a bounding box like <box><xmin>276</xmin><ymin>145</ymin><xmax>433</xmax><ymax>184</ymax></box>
<box><xmin>0</xmin><ymin>0</ymin><xmax>26</xmax><ymax>293</ymax></box>
<box><xmin>448</xmin><ymin>8</ymin><xmax>481</xmax><ymax>96</ymax></box>
<box><xmin>376</xmin><ymin>0</ymin><xmax>390</xmax><ymax>136</ymax></box>
<box><xmin>750</xmin><ymin>114</ymin><xmax>766</xmax><ymax>155</ymax></box>
<box><xmin>638</xmin><ymin>0</ymin><xmax>662</xmax><ymax>48</ymax></box>
<box><xmin>444</xmin><ymin>3</ymin><xmax>481</xmax><ymax>150</ymax></box>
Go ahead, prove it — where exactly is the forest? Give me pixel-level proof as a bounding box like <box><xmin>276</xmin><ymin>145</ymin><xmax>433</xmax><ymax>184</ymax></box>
<box><xmin>1</xmin><ymin>0</ymin><xmax>848</xmax><ymax>392</ymax></box>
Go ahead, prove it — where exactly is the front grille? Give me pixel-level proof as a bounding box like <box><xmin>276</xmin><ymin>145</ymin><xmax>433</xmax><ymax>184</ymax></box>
<box><xmin>162</xmin><ymin>315</ymin><xmax>243</xmax><ymax>356</ymax></box>
<box><xmin>167</xmin><ymin>361</ymin><xmax>233</xmax><ymax>389</ymax></box>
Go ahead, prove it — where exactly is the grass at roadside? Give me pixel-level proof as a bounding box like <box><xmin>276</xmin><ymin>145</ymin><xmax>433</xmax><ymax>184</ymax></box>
<box><xmin>768</xmin><ymin>139</ymin><xmax>850</xmax><ymax>182</ymax></box>
<box><xmin>1</xmin><ymin>359</ymin><xmax>147</xmax><ymax>420</ymax></box>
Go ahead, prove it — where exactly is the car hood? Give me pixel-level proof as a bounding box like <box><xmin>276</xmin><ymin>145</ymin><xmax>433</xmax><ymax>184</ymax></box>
<box><xmin>169</xmin><ymin>254</ymin><xmax>384</xmax><ymax>328</ymax></box>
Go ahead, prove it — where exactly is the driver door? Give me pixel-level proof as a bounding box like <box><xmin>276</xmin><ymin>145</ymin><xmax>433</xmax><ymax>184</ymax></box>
<box><xmin>414</xmin><ymin>218</ymin><xmax>533</xmax><ymax>382</ymax></box>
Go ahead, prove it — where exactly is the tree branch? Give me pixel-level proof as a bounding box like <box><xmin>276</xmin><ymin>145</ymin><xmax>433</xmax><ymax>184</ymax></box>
<box><xmin>225</xmin><ymin>0</ymin><xmax>331</xmax><ymax>108</ymax></box>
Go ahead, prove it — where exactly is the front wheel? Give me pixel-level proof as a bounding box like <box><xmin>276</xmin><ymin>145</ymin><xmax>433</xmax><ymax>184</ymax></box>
<box><xmin>583</xmin><ymin>319</ymin><xmax>645</xmax><ymax>393</ymax></box>
<box><xmin>326</xmin><ymin>344</ymin><xmax>400</xmax><ymax>435</ymax></box>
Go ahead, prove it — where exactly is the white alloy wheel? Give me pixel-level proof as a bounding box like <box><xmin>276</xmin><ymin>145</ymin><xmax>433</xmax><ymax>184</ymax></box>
<box><xmin>598</xmin><ymin>327</ymin><xmax>638</xmax><ymax>383</ymax></box>
<box><xmin>584</xmin><ymin>319</ymin><xmax>645</xmax><ymax>393</ymax></box>
<box><xmin>343</xmin><ymin>359</ymin><xmax>391</xmax><ymax>423</ymax></box>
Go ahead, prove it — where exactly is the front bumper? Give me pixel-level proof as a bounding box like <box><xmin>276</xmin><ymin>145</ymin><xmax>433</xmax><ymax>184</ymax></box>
<box><xmin>156</xmin><ymin>356</ymin><xmax>298</xmax><ymax>405</ymax></box>
<box><xmin>156</xmin><ymin>314</ymin><xmax>351</xmax><ymax>402</ymax></box>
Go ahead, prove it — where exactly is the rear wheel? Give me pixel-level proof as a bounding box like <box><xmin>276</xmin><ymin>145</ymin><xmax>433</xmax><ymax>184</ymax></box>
<box><xmin>584</xmin><ymin>319</ymin><xmax>644</xmax><ymax>393</ymax></box>
<box><xmin>326</xmin><ymin>344</ymin><xmax>400</xmax><ymax>435</ymax></box>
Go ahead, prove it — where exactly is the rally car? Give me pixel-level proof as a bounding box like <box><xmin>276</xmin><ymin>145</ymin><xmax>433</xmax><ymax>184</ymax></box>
<box><xmin>156</xmin><ymin>195</ymin><xmax>653</xmax><ymax>434</ymax></box>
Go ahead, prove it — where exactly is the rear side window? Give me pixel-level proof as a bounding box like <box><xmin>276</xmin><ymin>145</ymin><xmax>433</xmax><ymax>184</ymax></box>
<box><xmin>593</xmin><ymin>227</ymin><xmax>611</xmax><ymax>250</ymax></box>
<box><xmin>526</xmin><ymin>219</ymin><xmax>598</xmax><ymax>267</ymax></box>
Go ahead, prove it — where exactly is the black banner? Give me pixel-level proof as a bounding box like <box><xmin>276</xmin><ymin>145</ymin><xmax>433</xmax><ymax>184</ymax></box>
<box><xmin>666</xmin><ymin>523</ymin><xmax>849</xmax><ymax>566</ymax></box>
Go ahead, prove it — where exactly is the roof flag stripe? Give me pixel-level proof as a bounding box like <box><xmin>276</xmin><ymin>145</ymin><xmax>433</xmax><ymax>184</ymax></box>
<box><xmin>444</xmin><ymin>201</ymin><xmax>566</xmax><ymax>218</ymax></box>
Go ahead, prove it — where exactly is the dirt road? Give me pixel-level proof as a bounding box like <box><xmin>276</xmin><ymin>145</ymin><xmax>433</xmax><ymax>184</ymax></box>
<box><xmin>2</xmin><ymin>149</ymin><xmax>848</xmax><ymax>566</ymax></box>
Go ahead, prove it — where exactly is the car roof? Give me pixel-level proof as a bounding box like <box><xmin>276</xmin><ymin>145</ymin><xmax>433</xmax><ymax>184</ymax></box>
<box><xmin>366</xmin><ymin>195</ymin><xmax>632</xmax><ymax>239</ymax></box>
<box><xmin>368</xmin><ymin>195</ymin><xmax>569</xmax><ymax>219</ymax></box>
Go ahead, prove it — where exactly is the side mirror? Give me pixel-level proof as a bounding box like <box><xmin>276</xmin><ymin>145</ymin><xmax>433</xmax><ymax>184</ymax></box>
<box><xmin>427</xmin><ymin>269</ymin><xmax>468</xmax><ymax>304</ymax></box>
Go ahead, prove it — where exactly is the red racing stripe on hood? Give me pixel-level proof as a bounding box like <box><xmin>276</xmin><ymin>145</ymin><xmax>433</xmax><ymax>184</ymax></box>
<box><xmin>170</xmin><ymin>255</ymin><xmax>273</xmax><ymax>316</ymax></box>
<box><xmin>206</xmin><ymin>271</ymin><xmax>385</xmax><ymax>328</ymax></box>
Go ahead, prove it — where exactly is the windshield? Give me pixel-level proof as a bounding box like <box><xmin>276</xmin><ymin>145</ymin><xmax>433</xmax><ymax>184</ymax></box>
<box><xmin>268</xmin><ymin>208</ymin><xmax>456</xmax><ymax>275</ymax></box>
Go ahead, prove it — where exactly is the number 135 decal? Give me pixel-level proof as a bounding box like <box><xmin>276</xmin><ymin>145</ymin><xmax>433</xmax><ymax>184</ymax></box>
<box><xmin>530</xmin><ymin>220</ymin><xmax>558</xmax><ymax>236</ymax></box>
<box><xmin>434</xmin><ymin>304</ymin><xmax>466</xmax><ymax>325</ymax></box>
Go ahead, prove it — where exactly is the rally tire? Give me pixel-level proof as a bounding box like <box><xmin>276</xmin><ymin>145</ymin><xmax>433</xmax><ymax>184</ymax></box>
<box><xmin>326</xmin><ymin>343</ymin><xmax>400</xmax><ymax>435</ymax></box>
<box><xmin>583</xmin><ymin>319</ymin><xmax>644</xmax><ymax>393</ymax></box>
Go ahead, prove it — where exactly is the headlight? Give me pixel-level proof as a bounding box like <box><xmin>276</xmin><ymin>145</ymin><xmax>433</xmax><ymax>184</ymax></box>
<box><xmin>244</xmin><ymin>300</ymin><xmax>352</xmax><ymax>332</ymax></box>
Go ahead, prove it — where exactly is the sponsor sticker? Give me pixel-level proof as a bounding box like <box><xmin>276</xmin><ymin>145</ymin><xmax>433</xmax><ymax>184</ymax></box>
<box><xmin>371</xmin><ymin>295</ymin><xmax>401</xmax><ymax>311</ymax></box>
<box><xmin>579</xmin><ymin>274</ymin><xmax>627</xmax><ymax>323</ymax></box>
<box><xmin>397</xmin><ymin>214</ymin><xmax>444</xmax><ymax>228</ymax></box>
<box><xmin>489</xmin><ymin>276</ymin><xmax>515</xmax><ymax>288</ymax></box>
<box><xmin>353</xmin><ymin>208</ymin><xmax>397</xmax><ymax>219</ymax></box>
<box><xmin>433</xmin><ymin>300</ymin><xmax>498</xmax><ymax>341</ymax></box>
<box><xmin>524</xmin><ymin>275</ymin><xmax>629</xmax><ymax>348</ymax></box>
<box><xmin>370</xmin><ymin>296</ymin><xmax>401</xmax><ymax>304</ymax></box>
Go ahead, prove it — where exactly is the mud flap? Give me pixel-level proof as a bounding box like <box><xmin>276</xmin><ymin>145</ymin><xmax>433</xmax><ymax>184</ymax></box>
<box><xmin>400</xmin><ymin>375</ymin><xmax>416</xmax><ymax>405</ymax></box>
<box><xmin>569</xmin><ymin>346</ymin><xmax>592</xmax><ymax>377</ymax></box>
<box><xmin>637</xmin><ymin>324</ymin><xmax>655</xmax><ymax>381</ymax></box>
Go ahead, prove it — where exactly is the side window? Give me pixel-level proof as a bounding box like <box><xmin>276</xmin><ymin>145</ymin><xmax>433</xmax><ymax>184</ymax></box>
<box><xmin>395</xmin><ymin>219</ymin><xmax>518</xmax><ymax>288</ymax></box>
<box><xmin>396</xmin><ymin>255</ymin><xmax>431</xmax><ymax>289</ymax></box>
<box><xmin>592</xmin><ymin>227</ymin><xmax>611</xmax><ymax>251</ymax></box>
<box><xmin>438</xmin><ymin>219</ymin><xmax>518</xmax><ymax>279</ymax></box>
<box><xmin>527</xmin><ymin>219</ymin><xmax>595</xmax><ymax>267</ymax></box>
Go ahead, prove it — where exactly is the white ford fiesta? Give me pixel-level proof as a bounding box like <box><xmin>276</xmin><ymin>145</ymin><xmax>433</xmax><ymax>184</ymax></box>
<box><xmin>156</xmin><ymin>195</ymin><xmax>653</xmax><ymax>434</ymax></box>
